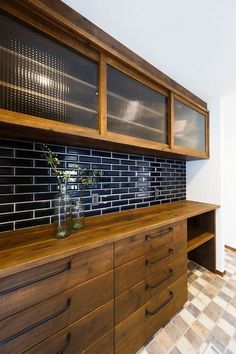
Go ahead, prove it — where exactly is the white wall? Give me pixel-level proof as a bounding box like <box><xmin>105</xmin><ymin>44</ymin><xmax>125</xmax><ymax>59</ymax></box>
<box><xmin>221</xmin><ymin>94</ymin><xmax>236</xmax><ymax>249</ymax></box>
<box><xmin>186</xmin><ymin>98</ymin><xmax>224</xmax><ymax>272</ymax></box>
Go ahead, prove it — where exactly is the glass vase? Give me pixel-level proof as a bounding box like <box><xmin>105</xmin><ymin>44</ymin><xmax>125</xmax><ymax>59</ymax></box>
<box><xmin>54</xmin><ymin>184</ymin><xmax>72</xmax><ymax>239</ymax></box>
<box><xmin>71</xmin><ymin>197</ymin><xmax>85</xmax><ymax>230</ymax></box>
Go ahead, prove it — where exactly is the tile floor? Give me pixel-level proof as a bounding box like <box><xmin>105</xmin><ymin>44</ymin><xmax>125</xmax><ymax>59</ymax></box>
<box><xmin>139</xmin><ymin>249</ymin><xmax>236</xmax><ymax>354</ymax></box>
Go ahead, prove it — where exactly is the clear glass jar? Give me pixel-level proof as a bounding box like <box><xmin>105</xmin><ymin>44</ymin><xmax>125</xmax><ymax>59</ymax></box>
<box><xmin>71</xmin><ymin>197</ymin><xmax>85</xmax><ymax>230</ymax></box>
<box><xmin>54</xmin><ymin>184</ymin><xmax>72</xmax><ymax>238</ymax></box>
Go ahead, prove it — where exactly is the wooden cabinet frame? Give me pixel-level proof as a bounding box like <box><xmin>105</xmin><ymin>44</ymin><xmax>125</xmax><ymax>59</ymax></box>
<box><xmin>171</xmin><ymin>94</ymin><xmax>210</xmax><ymax>158</ymax></box>
<box><xmin>0</xmin><ymin>0</ymin><xmax>209</xmax><ymax>160</ymax></box>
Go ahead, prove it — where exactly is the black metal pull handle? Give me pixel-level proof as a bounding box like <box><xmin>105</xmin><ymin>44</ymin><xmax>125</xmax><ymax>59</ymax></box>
<box><xmin>145</xmin><ymin>227</ymin><xmax>173</xmax><ymax>241</ymax></box>
<box><xmin>145</xmin><ymin>248</ymin><xmax>173</xmax><ymax>266</ymax></box>
<box><xmin>0</xmin><ymin>299</ymin><xmax>71</xmax><ymax>346</ymax></box>
<box><xmin>145</xmin><ymin>269</ymin><xmax>173</xmax><ymax>290</ymax></box>
<box><xmin>0</xmin><ymin>261</ymin><xmax>71</xmax><ymax>296</ymax></box>
<box><xmin>145</xmin><ymin>291</ymin><xmax>173</xmax><ymax>316</ymax></box>
<box><xmin>56</xmin><ymin>333</ymin><xmax>71</xmax><ymax>354</ymax></box>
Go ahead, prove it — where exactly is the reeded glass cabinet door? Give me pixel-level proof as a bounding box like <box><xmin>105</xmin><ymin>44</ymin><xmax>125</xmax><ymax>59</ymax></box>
<box><xmin>107</xmin><ymin>65</ymin><xmax>168</xmax><ymax>144</ymax></box>
<box><xmin>0</xmin><ymin>13</ymin><xmax>98</xmax><ymax>129</ymax></box>
<box><xmin>174</xmin><ymin>99</ymin><xmax>207</xmax><ymax>152</ymax></box>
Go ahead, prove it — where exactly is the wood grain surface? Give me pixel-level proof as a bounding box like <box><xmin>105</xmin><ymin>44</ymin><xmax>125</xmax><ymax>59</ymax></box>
<box><xmin>0</xmin><ymin>201</ymin><xmax>219</xmax><ymax>278</ymax></box>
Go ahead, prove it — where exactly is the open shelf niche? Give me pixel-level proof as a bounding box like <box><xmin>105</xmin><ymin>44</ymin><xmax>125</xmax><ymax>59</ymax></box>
<box><xmin>187</xmin><ymin>211</ymin><xmax>216</xmax><ymax>273</ymax></box>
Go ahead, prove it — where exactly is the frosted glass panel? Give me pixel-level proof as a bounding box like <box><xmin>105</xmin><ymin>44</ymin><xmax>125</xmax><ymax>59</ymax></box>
<box><xmin>174</xmin><ymin>100</ymin><xmax>206</xmax><ymax>151</ymax></box>
<box><xmin>0</xmin><ymin>13</ymin><xmax>98</xmax><ymax>129</ymax></box>
<box><xmin>107</xmin><ymin>66</ymin><xmax>168</xmax><ymax>143</ymax></box>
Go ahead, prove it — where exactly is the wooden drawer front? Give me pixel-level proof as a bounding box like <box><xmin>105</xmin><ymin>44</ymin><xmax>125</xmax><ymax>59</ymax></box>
<box><xmin>145</xmin><ymin>274</ymin><xmax>187</xmax><ymax>341</ymax></box>
<box><xmin>115</xmin><ymin>220</ymin><xmax>186</xmax><ymax>267</ymax></box>
<box><xmin>115</xmin><ymin>256</ymin><xmax>186</xmax><ymax>325</ymax></box>
<box><xmin>0</xmin><ymin>271</ymin><xmax>113</xmax><ymax>354</ymax></box>
<box><xmin>115</xmin><ymin>274</ymin><xmax>187</xmax><ymax>354</ymax></box>
<box><xmin>0</xmin><ymin>244</ymin><xmax>113</xmax><ymax>320</ymax></box>
<box><xmin>24</xmin><ymin>300</ymin><xmax>113</xmax><ymax>354</ymax></box>
<box><xmin>115</xmin><ymin>237</ymin><xmax>186</xmax><ymax>295</ymax></box>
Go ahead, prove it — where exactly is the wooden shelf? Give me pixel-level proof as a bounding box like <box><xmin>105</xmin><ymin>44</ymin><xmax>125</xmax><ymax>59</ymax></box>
<box><xmin>108</xmin><ymin>114</ymin><xmax>166</xmax><ymax>135</ymax></box>
<box><xmin>187</xmin><ymin>226</ymin><xmax>215</xmax><ymax>252</ymax></box>
<box><xmin>107</xmin><ymin>90</ymin><xmax>164</xmax><ymax>118</ymax></box>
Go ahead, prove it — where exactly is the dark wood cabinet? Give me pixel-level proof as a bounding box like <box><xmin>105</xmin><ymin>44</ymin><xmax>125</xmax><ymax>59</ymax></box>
<box><xmin>0</xmin><ymin>1</ymin><xmax>209</xmax><ymax>160</ymax></box>
<box><xmin>0</xmin><ymin>201</ymin><xmax>218</xmax><ymax>353</ymax></box>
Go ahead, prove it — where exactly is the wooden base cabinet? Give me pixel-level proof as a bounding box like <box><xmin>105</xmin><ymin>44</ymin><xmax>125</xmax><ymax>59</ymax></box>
<box><xmin>0</xmin><ymin>202</ymin><xmax>219</xmax><ymax>354</ymax></box>
<box><xmin>114</xmin><ymin>221</ymin><xmax>188</xmax><ymax>354</ymax></box>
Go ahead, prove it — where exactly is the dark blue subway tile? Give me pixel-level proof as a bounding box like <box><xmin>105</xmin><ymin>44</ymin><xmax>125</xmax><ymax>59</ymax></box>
<box><xmin>0</xmin><ymin>158</ymin><xmax>33</xmax><ymax>167</ymax></box>
<box><xmin>112</xmin><ymin>153</ymin><xmax>128</xmax><ymax>159</ymax></box>
<box><xmin>80</xmin><ymin>156</ymin><xmax>100</xmax><ymax>163</ymax></box>
<box><xmin>35</xmin><ymin>193</ymin><xmax>56</xmax><ymax>201</ymax></box>
<box><xmin>16</xmin><ymin>168</ymin><xmax>50</xmax><ymax>176</ymax></box>
<box><xmin>113</xmin><ymin>200</ymin><xmax>128</xmax><ymax>207</ymax></box>
<box><xmin>121</xmin><ymin>160</ymin><xmax>135</xmax><ymax>166</ymax></box>
<box><xmin>102</xmin><ymin>158</ymin><xmax>119</xmax><ymax>164</ymax></box>
<box><xmin>0</xmin><ymin>211</ymin><xmax>33</xmax><ymax>223</ymax></box>
<box><xmin>35</xmin><ymin>143</ymin><xmax>65</xmax><ymax>153</ymax></box>
<box><xmin>0</xmin><ymin>167</ymin><xmax>14</xmax><ymax>175</ymax></box>
<box><xmin>0</xmin><ymin>148</ymin><xmax>14</xmax><ymax>157</ymax></box>
<box><xmin>15</xmin><ymin>185</ymin><xmax>50</xmax><ymax>193</ymax></box>
<box><xmin>15</xmin><ymin>217</ymin><xmax>50</xmax><ymax>229</ymax></box>
<box><xmin>67</xmin><ymin>147</ymin><xmax>90</xmax><ymax>155</ymax></box>
<box><xmin>16</xmin><ymin>150</ymin><xmax>43</xmax><ymax>159</ymax></box>
<box><xmin>0</xmin><ymin>194</ymin><xmax>33</xmax><ymax>204</ymax></box>
<box><xmin>113</xmin><ymin>177</ymin><xmax>128</xmax><ymax>183</ymax></box>
<box><xmin>121</xmin><ymin>205</ymin><xmax>135</xmax><ymax>211</ymax></box>
<box><xmin>129</xmin><ymin>155</ymin><xmax>142</xmax><ymax>160</ymax></box>
<box><xmin>0</xmin><ymin>186</ymin><xmax>14</xmax><ymax>194</ymax></box>
<box><xmin>16</xmin><ymin>201</ymin><xmax>50</xmax><ymax>211</ymax></box>
<box><xmin>121</xmin><ymin>171</ymin><xmax>135</xmax><ymax>176</ymax></box>
<box><xmin>91</xmin><ymin>164</ymin><xmax>110</xmax><ymax>170</ymax></box>
<box><xmin>0</xmin><ymin>177</ymin><xmax>33</xmax><ymax>185</ymax></box>
<box><xmin>92</xmin><ymin>150</ymin><xmax>111</xmax><ymax>157</ymax></box>
<box><xmin>0</xmin><ymin>223</ymin><xmax>14</xmax><ymax>232</ymax></box>
<box><xmin>35</xmin><ymin>208</ymin><xmax>54</xmax><ymax>217</ymax></box>
<box><xmin>112</xmin><ymin>188</ymin><xmax>128</xmax><ymax>194</ymax></box>
<box><xmin>85</xmin><ymin>210</ymin><xmax>101</xmax><ymax>217</ymax></box>
<box><xmin>103</xmin><ymin>207</ymin><xmax>119</xmax><ymax>214</ymax></box>
<box><xmin>0</xmin><ymin>204</ymin><xmax>14</xmax><ymax>213</ymax></box>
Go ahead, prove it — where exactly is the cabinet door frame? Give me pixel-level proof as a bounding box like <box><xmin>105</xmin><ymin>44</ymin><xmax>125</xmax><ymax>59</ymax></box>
<box><xmin>171</xmin><ymin>94</ymin><xmax>209</xmax><ymax>158</ymax></box>
<box><xmin>104</xmin><ymin>56</ymin><xmax>170</xmax><ymax>150</ymax></box>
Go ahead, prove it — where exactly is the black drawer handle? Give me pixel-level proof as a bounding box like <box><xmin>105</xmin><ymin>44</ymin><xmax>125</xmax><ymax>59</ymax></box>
<box><xmin>0</xmin><ymin>299</ymin><xmax>71</xmax><ymax>346</ymax></box>
<box><xmin>0</xmin><ymin>261</ymin><xmax>71</xmax><ymax>296</ymax></box>
<box><xmin>145</xmin><ymin>248</ymin><xmax>173</xmax><ymax>266</ymax></box>
<box><xmin>56</xmin><ymin>333</ymin><xmax>71</xmax><ymax>354</ymax></box>
<box><xmin>145</xmin><ymin>227</ymin><xmax>173</xmax><ymax>241</ymax></box>
<box><xmin>145</xmin><ymin>269</ymin><xmax>173</xmax><ymax>290</ymax></box>
<box><xmin>145</xmin><ymin>291</ymin><xmax>173</xmax><ymax>316</ymax></box>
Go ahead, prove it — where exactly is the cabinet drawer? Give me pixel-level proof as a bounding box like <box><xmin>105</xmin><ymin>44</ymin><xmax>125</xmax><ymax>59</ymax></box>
<box><xmin>0</xmin><ymin>271</ymin><xmax>113</xmax><ymax>354</ymax></box>
<box><xmin>145</xmin><ymin>274</ymin><xmax>187</xmax><ymax>341</ymax></box>
<box><xmin>115</xmin><ymin>256</ymin><xmax>186</xmax><ymax>325</ymax></box>
<box><xmin>115</xmin><ymin>220</ymin><xmax>186</xmax><ymax>267</ymax></box>
<box><xmin>115</xmin><ymin>237</ymin><xmax>186</xmax><ymax>295</ymax></box>
<box><xmin>115</xmin><ymin>274</ymin><xmax>187</xmax><ymax>354</ymax></box>
<box><xmin>24</xmin><ymin>300</ymin><xmax>113</xmax><ymax>354</ymax></box>
<box><xmin>0</xmin><ymin>244</ymin><xmax>113</xmax><ymax>320</ymax></box>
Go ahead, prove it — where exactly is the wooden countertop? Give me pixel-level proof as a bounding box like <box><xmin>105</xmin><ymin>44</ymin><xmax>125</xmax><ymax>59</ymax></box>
<box><xmin>0</xmin><ymin>200</ymin><xmax>219</xmax><ymax>278</ymax></box>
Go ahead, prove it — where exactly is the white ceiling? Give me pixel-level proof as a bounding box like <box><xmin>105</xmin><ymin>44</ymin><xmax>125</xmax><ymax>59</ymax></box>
<box><xmin>62</xmin><ymin>0</ymin><xmax>236</xmax><ymax>102</ymax></box>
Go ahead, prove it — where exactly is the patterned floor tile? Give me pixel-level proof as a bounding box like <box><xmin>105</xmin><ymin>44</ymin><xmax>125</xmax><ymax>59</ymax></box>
<box><xmin>138</xmin><ymin>249</ymin><xmax>236</xmax><ymax>354</ymax></box>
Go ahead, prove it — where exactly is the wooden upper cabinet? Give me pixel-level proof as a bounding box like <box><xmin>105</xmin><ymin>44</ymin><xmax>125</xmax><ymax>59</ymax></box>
<box><xmin>0</xmin><ymin>12</ymin><xmax>99</xmax><ymax>131</ymax></box>
<box><xmin>172</xmin><ymin>95</ymin><xmax>209</xmax><ymax>157</ymax></box>
<box><xmin>106</xmin><ymin>63</ymin><xmax>169</xmax><ymax>146</ymax></box>
<box><xmin>0</xmin><ymin>2</ymin><xmax>209</xmax><ymax>160</ymax></box>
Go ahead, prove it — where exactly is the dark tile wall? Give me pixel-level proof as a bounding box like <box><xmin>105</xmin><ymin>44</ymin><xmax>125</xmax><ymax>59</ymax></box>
<box><xmin>0</xmin><ymin>139</ymin><xmax>186</xmax><ymax>232</ymax></box>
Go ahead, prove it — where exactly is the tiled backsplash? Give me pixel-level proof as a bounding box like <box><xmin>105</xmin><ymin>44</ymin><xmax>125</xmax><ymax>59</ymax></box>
<box><xmin>0</xmin><ymin>139</ymin><xmax>186</xmax><ymax>232</ymax></box>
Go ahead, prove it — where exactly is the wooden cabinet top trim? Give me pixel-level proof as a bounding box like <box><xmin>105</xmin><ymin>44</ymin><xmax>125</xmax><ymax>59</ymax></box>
<box><xmin>0</xmin><ymin>201</ymin><xmax>219</xmax><ymax>278</ymax></box>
